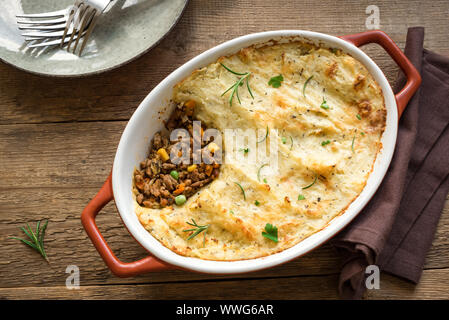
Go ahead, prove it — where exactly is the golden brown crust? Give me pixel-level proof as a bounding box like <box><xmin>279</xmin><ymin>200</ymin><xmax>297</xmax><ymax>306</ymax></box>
<box><xmin>135</xmin><ymin>39</ymin><xmax>387</xmax><ymax>261</ymax></box>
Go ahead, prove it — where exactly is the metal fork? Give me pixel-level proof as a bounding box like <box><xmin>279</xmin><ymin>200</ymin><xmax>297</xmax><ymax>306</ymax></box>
<box><xmin>16</xmin><ymin>0</ymin><xmax>111</xmax><ymax>55</ymax></box>
<box><xmin>61</xmin><ymin>0</ymin><xmax>112</xmax><ymax>56</ymax></box>
<box><xmin>17</xmin><ymin>7</ymin><xmax>87</xmax><ymax>49</ymax></box>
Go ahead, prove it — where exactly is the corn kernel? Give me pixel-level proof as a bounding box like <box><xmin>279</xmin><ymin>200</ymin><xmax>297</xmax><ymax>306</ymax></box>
<box><xmin>187</xmin><ymin>164</ymin><xmax>197</xmax><ymax>172</ymax></box>
<box><xmin>157</xmin><ymin>148</ymin><xmax>170</xmax><ymax>162</ymax></box>
<box><xmin>184</xmin><ymin>100</ymin><xmax>196</xmax><ymax>109</ymax></box>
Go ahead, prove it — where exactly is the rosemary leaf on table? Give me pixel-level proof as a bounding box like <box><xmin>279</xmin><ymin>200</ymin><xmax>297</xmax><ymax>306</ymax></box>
<box><xmin>9</xmin><ymin>219</ymin><xmax>49</xmax><ymax>263</ymax></box>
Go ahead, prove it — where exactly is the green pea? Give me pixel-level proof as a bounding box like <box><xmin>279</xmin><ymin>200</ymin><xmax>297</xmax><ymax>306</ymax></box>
<box><xmin>175</xmin><ymin>195</ymin><xmax>186</xmax><ymax>206</ymax></box>
<box><xmin>170</xmin><ymin>170</ymin><xmax>179</xmax><ymax>180</ymax></box>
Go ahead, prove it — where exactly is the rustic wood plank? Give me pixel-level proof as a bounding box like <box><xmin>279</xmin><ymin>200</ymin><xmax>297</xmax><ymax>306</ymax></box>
<box><xmin>0</xmin><ymin>121</ymin><xmax>448</xmax><ymax>288</ymax></box>
<box><xmin>0</xmin><ymin>275</ymin><xmax>341</xmax><ymax>300</ymax></box>
<box><xmin>0</xmin><ymin>186</ymin><xmax>342</xmax><ymax>288</ymax></box>
<box><xmin>1</xmin><ymin>268</ymin><xmax>448</xmax><ymax>300</ymax></box>
<box><xmin>1</xmin><ymin>0</ymin><xmax>449</xmax><ymax>300</ymax></box>
<box><xmin>366</xmin><ymin>268</ymin><xmax>449</xmax><ymax>299</ymax></box>
<box><xmin>0</xmin><ymin>186</ymin><xmax>447</xmax><ymax>288</ymax></box>
<box><xmin>0</xmin><ymin>122</ymin><xmax>123</xmax><ymax>189</ymax></box>
<box><xmin>1</xmin><ymin>0</ymin><xmax>448</xmax><ymax>125</ymax></box>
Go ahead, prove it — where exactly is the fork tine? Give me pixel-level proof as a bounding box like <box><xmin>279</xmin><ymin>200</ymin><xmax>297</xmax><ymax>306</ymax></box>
<box><xmin>77</xmin><ymin>11</ymin><xmax>99</xmax><ymax>56</ymax></box>
<box><xmin>17</xmin><ymin>17</ymin><xmax>67</xmax><ymax>25</ymax></box>
<box><xmin>16</xmin><ymin>8</ymin><xmax>67</xmax><ymax>19</ymax></box>
<box><xmin>66</xmin><ymin>4</ymin><xmax>88</xmax><ymax>52</ymax></box>
<box><xmin>61</xmin><ymin>2</ymin><xmax>83</xmax><ymax>48</ymax></box>
<box><xmin>27</xmin><ymin>31</ymin><xmax>86</xmax><ymax>48</ymax></box>
<box><xmin>27</xmin><ymin>30</ymin><xmax>87</xmax><ymax>48</ymax></box>
<box><xmin>18</xmin><ymin>23</ymin><xmax>67</xmax><ymax>31</ymax></box>
<box><xmin>72</xmin><ymin>7</ymin><xmax>96</xmax><ymax>53</ymax></box>
<box><xmin>22</xmin><ymin>30</ymin><xmax>72</xmax><ymax>39</ymax></box>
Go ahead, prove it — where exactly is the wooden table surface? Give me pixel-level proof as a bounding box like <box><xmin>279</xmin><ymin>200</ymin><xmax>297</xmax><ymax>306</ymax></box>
<box><xmin>1</xmin><ymin>0</ymin><xmax>448</xmax><ymax>300</ymax></box>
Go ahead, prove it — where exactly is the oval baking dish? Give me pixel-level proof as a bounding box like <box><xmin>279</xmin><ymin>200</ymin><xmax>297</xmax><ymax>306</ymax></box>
<box><xmin>81</xmin><ymin>30</ymin><xmax>420</xmax><ymax>277</ymax></box>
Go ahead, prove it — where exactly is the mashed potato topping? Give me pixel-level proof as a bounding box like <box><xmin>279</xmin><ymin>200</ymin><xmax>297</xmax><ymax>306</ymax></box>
<box><xmin>135</xmin><ymin>40</ymin><xmax>386</xmax><ymax>260</ymax></box>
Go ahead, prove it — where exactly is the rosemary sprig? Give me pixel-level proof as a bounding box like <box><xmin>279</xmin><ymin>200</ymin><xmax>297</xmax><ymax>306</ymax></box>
<box><xmin>9</xmin><ymin>219</ymin><xmax>49</xmax><ymax>262</ymax></box>
<box><xmin>302</xmin><ymin>174</ymin><xmax>318</xmax><ymax>190</ymax></box>
<box><xmin>303</xmin><ymin>75</ymin><xmax>314</xmax><ymax>97</ymax></box>
<box><xmin>220</xmin><ymin>63</ymin><xmax>254</xmax><ymax>106</ymax></box>
<box><xmin>234</xmin><ymin>182</ymin><xmax>246</xmax><ymax>200</ymax></box>
<box><xmin>183</xmin><ymin>219</ymin><xmax>209</xmax><ymax>241</ymax></box>
<box><xmin>257</xmin><ymin>163</ymin><xmax>269</xmax><ymax>182</ymax></box>
<box><xmin>257</xmin><ymin>126</ymin><xmax>269</xmax><ymax>144</ymax></box>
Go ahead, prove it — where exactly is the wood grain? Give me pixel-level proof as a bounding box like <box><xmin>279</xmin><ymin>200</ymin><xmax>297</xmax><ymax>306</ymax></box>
<box><xmin>1</xmin><ymin>269</ymin><xmax>448</xmax><ymax>300</ymax></box>
<box><xmin>0</xmin><ymin>0</ymin><xmax>448</xmax><ymax>299</ymax></box>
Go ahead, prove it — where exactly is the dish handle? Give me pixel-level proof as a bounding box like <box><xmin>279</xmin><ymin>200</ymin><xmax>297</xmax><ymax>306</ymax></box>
<box><xmin>81</xmin><ymin>173</ymin><xmax>173</xmax><ymax>277</ymax></box>
<box><xmin>340</xmin><ymin>30</ymin><xmax>421</xmax><ymax>119</ymax></box>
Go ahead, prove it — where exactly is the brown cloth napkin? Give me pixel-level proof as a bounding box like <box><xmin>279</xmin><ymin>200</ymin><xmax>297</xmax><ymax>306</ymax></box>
<box><xmin>331</xmin><ymin>27</ymin><xmax>449</xmax><ymax>299</ymax></box>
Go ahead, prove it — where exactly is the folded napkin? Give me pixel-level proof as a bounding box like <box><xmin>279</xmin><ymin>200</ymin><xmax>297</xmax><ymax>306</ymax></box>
<box><xmin>331</xmin><ymin>27</ymin><xmax>449</xmax><ymax>299</ymax></box>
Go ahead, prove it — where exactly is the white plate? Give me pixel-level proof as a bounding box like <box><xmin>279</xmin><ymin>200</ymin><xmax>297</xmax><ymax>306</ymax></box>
<box><xmin>0</xmin><ymin>0</ymin><xmax>188</xmax><ymax>77</ymax></box>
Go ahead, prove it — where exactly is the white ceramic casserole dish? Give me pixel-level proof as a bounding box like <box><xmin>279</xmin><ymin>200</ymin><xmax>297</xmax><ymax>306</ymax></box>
<box><xmin>81</xmin><ymin>30</ymin><xmax>420</xmax><ymax>277</ymax></box>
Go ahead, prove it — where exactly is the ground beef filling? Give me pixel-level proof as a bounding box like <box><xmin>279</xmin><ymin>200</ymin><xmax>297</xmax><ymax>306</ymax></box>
<box><xmin>134</xmin><ymin>101</ymin><xmax>220</xmax><ymax>208</ymax></box>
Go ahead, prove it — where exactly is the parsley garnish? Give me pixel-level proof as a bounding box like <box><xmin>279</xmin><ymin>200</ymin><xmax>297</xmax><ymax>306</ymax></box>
<box><xmin>255</xmin><ymin>200</ymin><xmax>260</xmax><ymax>206</ymax></box>
<box><xmin>281</xmin><ymin>137</ymin><xmax>287</xmax><ymax>144</ymax></box>
<box><xmin>268</xmin><ymin>74</ymin><xmax>284</xmax><ymax>88</ymax></box>
<box><xmin>262</xmin><ymin>223</ymin><xmax>278</xmax><ymax>242</ymax></box>
<box><xmin>239</xmin><ymin>147</ymin><xmax>249</xmax><ymax>154</ymax></box>
<box><xmin>356</xmin><ymin>114</ymin><xmax>362</xmax><ymax>120</ymax></box>
<box><xmin>320</xmin><ymin>97</ymin><xmax>330</xmax><ymax>110</ymax></box>
<box><xmin>263</xmin><ymin>178</ymin><xmax>268</xmax><ymax>183</ymax></box>
<box><xmin>321</xmin><ymin>140</ymin><xmax>331</xmax><ymax>146</ymax></box>
<box><xmin>303</xmin><ymin>75</ymin><xmax>314</xmax><ymax>97</ymax></box>
<box><xmin>298</xmin><ymin>194</ymin><xmax>305</xmax><ymax>200</ymax></box>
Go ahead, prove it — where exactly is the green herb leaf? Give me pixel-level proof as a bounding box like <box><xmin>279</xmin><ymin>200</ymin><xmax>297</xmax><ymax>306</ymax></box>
<box><xmin>281</xmin><ymin>137</ymin><xmax>287</xmax><ymax>144</ymax></box>
<box><xmin>9</xmin><ymin>219</ymin><xmax>49</xmax><ymax>262</ymax></box>
<box><xmin>257</xmin><ymin>126</ymin><xmax>269</xmax><ymax>144</ymax></box>
<box><xmin>268</xmin><ymin>74</ymin><xmax>284</xmax><ymax>88</ymax></box>
<box><xmin>257</xmin><ymin>163</ymin><xmax>269</xmax><ymax>182</ymax></box>
<box><xmin>255</xmin><ymin>200</ymin><xmax>260</xmax><ymax>206</ymax></box>
<box><xmin>303</xmin><ymin>75</ymin><xmax>314</xmax><ymax>97</ymax></box>
<box><xmin>234</xmin><ymin>182</ymin><xmax>246</xmax><ymax>200</ymax></box>
<box><xmin>298</xmin><ymin>194</ymin><xmax>306</xmax><ymax>200</ymax></box>
<box><xmin>321</xmin><ymin>140</ymin><xmax>331</xmax><ymax>146</ymax></box>
<box><xmin>263</xmin><ymin>178</ymin><xmax>268</xmax><ymax>183</ymax></box>
<box><xmin>239</xmin><ymin>148</ymin><xmax>249</xmax><ymax>154</ymax></box>
<box><xmin>183</xmin><ymin>219</ymin><xmax>209</xmax><ymax>240</ymax></box>
<box><xmin>356</xmin><ymin>114</ymin><xmax>362</xmax><ymax>120</ymax></box>
<box><xmin>302</xmin><ymin>174</ymin><xmax>318</xmax><ymax>190</ymax></box>
<box><xmin>320</xmin><ymin>97</ymin><xmax>330</xmax><ymax>110</ymax></box>
<box><xmin>221</xmin><ymin>64</ymin><xmax>254</xmax><ymax>106</ymax></box>
<box><xmin>262</xmin><ymin>223</ymin><xmax>279</xmax><ymax>242</ymax></box>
